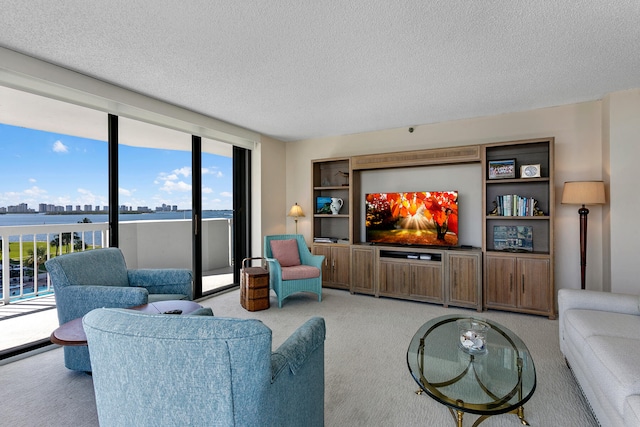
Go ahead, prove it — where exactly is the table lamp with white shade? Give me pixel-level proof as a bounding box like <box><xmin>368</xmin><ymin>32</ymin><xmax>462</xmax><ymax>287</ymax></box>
<box><xmin>288</xmin><ymin>203</ymin><xmax>305</xmax><ymax>234</ymax></box>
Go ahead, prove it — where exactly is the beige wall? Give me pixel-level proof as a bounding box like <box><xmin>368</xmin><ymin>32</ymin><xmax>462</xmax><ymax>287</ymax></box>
<box><xmin>274</xmin><ymin>100</ymin><xmax>619</xmax><ymax>294</ymax></box>
<box><xmin>255</xmin><ymin>135</ymin><xmax>287</xmax><ymax>255</ymax></box>
<box><xmin>605</xmin><ymin>89</ymin><xmax>640</xmax><ymax>294</ymax></box>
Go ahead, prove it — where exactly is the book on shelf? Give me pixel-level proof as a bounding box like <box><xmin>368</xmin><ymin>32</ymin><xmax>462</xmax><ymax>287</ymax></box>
<box><xmin>495</xmin><ymin>194</ymin><xmax>538</xmax><ymax>216</ymax></box>
<box><xmin>314</xmin><ymin>237</ymin><xmax>350</xmax><ymax>244</ymax></box>
<box><xmin>313</xmin><ymin>237</ymin><xmax>335</xmax><ymax>243</ymax></box>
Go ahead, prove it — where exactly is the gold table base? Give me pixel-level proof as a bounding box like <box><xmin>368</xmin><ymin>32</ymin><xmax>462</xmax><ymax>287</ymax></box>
<box><xmin>415</xmin><ymin>389</ymin><xmax>530</xmax><ymax>427</ymax></box>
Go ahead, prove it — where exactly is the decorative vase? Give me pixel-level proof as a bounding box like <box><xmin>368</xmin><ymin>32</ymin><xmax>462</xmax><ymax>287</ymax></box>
<box><xmin>457</xmin><ymin>319</ymin><xmax>490</xmax><ymax>354</ymax></box>
<box><xmin>330</xmin><ymin>198</ymin><xmax>343</xmax><ymax>215</ymax></box>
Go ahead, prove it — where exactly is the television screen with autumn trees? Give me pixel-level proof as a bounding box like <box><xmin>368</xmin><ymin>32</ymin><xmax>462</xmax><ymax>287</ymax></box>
<box><xmin>365</xmin><ymin>191</ymin><xmax>459</xmax><ymax>247</ymax></box>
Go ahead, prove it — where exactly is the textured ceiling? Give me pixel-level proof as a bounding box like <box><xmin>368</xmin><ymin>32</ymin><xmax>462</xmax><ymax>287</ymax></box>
<box><xmin>1</xmin><ymin>1</ymin><xmax>639</xmax><ymax>142</ymax></box>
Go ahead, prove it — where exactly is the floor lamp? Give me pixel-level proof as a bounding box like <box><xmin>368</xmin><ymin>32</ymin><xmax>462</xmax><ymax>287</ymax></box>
<box><xmin>561</xmin><ymin>181</ymin><xmax>606</xmax><ymax>289</ymax></box>
<box><xmin>288</xmin><ymin>203</ymin><xmax>305</xmax><ymax>234</ymax></box>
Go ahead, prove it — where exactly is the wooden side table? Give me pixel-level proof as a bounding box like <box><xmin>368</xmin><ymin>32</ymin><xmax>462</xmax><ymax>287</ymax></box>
<box><xmin>50</xmin><ymin>300</ymin><xmax>204</xmax><ymax>346</ymax></box>
<box><xmin>241</xmin><ymin>257</ymin><xmax>270</xmax><ymax>311</ymax></box>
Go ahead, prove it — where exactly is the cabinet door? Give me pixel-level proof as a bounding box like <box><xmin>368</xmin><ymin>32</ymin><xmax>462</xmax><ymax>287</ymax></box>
<box><xmin>331</xmin><ymin>246</ymin><xmax>350</xmax><ymax>288</ymax></box>
<box><xmin>379</xmin><ymin>260</ymin><xmax>410</xmax><ymax>296</ymax></box>
<box><xmin>312</xmin><ymin>246</ymin><xmax>332</xmax><ymax>285</ymax></box>
<box><xmin>410</xmin><ymin>264</ymin><xmax>443</xmax><ymax>302</ymax></box>
<box><xmin>518</xmin><ymin>258</ymin><xmax>550</xmax><ymax>312</ymax></box>
<box><xmin>448</xmin><ymin>254</ymin><xmax>480</xmax><ymax>307</ymax></box>
<box><xmin>351</xmin><ymin>247</ymin><xmax>375</xmax><ymax>294</ymax></box>
<box><xmin>485</xmin><ymin>255</ymin><xmax>517</xmax><ymax>308</ymax></box>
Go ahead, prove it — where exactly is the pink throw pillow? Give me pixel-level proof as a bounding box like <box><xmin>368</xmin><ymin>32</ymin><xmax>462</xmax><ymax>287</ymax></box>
<box><xmin>270</xmin><ymin>239</ymin><xmax>301</xmax><ymax>267</ymax></box>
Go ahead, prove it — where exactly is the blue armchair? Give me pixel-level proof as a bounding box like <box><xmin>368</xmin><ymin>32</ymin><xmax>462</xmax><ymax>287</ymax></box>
<box><xmin>264</xmin><ymin>234</ymin><xmax>324</xmax><ymax>308</ymax></box>
<box><xmin>83</xmin><ymin>308</ymin><xmax>325</xmax><ymax>427</ymax></box>
<box><xmin>45</xmin><ymin>247</ymin><xmax>192</xmax><ymax>371</ymax></box>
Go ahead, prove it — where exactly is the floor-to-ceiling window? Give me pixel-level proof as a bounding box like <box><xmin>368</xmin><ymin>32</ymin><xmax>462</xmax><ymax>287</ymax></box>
<box><xmin>117</xmin><ymin>117</ymin><xmax>235</xmax><ymax>296</ymax></box>
<box><xmin>0</xmin><ymin>86</ymin><xmax>108</xmax><ymax>356</ymax></box>
<box><xmin>0</xmin><ymin>83</ymin><xmax>250</xmax><ymax>357</ymax></box>
<box><xmin>117</xmin><ymin>117</ymin><xmax>194</xmax><ymax>269</ymax></box>
<box><xmin>201</xmin><ymin>138</ymin><xmax>235</xmax><ymax>295</ymax></box>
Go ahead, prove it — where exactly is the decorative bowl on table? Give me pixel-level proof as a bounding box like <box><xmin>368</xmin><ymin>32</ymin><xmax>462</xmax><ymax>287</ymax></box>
<box><xmin>457</xmin><ymin>318</ymin><xmax>490</xmax><ymax>354</ymax></box>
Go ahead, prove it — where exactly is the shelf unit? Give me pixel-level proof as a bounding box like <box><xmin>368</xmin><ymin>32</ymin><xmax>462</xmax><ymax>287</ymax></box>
<box><xmin>314</xmin><ymin>245</ymin><xmax>350</xmax><ymax>290</ymax></box>
<box><xmin>378</xmin><ymin>247</ymin><xmax>445</xmax><ymax>305</ymax></box>
<box><xmin>350</xmin><ymin>246</ymin><xmax>375</xmax><ymax>295</ymax></box>
<box><xmin>350</xmin><ymin>244</ymin><xmax>482</xmax><ymax>311</ymax></box>
<box><xmin>482</xmin><ymin>138</ymin><xmax>555</xmax><ymax>318</ymax></box>
<box><xmin>311</xmin><ymin>157</ymin><xmax>352</xmax><ymax>244</ymax></box>
<box><xmin>311</xmin><ymin>157</ymin><xmax>352</xmax><ymax>289</ymax></box>
<box><xmin>446</xmin><ymin>251</ymin><xmax>483</xmax><ymax>311</ymax></box>
<box><xmin>308</xmin><ymin>140</ymin><xmax>553</xmax><ymax>317</ymax></box>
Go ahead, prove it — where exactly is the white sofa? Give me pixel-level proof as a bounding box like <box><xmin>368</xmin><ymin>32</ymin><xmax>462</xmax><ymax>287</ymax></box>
<box><xmin>558</xmin><ymin>289</ymin><xmax>640</xmax><ymax>426</ymax></box>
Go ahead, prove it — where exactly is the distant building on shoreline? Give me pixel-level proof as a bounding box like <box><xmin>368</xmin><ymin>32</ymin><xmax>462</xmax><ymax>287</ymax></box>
<box><xmin>2</xmin><ymin>202</ymin><xmax>173</xmax><ymax>214</ymax></box>
<box><xmin>154</xmin><ymin>203</ymin><xmax>177</xmax><ymax>212</ymax></box>
<box><xmin>2</xmin><ymin>203</ymin><xmax>35</xmax><ymax>213</ymax></box>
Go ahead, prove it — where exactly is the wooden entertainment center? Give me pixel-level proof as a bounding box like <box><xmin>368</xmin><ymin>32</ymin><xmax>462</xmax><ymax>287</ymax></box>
<box><xmin>311</xmin><ymin>137</ymin><xmax>555</xmax><ymax>318</ymax></box>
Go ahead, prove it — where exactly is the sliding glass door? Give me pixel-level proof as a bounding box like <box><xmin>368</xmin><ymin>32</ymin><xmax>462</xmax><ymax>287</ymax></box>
<box><xmin>199</xmin><ymin>138</ymin><xmax>235</xmax><ymax>296</ymax></box>
<box><xmin>117</xmin><ymin>118</ymin><xmax>239</xmax><ymax>297</ymax></box>
<box><xmin>0</xmin><ymin>84</ymin><xmax>251</xmax><ymax>358</ymax></box>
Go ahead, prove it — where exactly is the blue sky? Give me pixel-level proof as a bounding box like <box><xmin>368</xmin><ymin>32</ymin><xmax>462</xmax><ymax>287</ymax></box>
<box><xmin>0</xmin><ymin>123</ymin><xmax>233</xmax><ymax>210</ymax></box>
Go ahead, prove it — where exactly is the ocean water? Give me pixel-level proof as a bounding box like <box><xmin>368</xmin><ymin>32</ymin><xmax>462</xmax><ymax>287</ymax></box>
<box><xmin>0</xmin><ymin>210</ymin><xmax>232</xmax><ymax>243</ymax></box>
<box><xmin>0</xmin><ymin>210</ymin><xmax>232</xmax><ymax>226</ymax></box>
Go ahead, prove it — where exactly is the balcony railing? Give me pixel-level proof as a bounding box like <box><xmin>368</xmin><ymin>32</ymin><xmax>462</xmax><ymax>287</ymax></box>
<box><xmin>1</xmin><ymin>218</ymin><xmax>233</xmax><ymax>304</ymax></box>
<box><xmin>1</xmin><ymin>222</ymin><xmax>109</xmax><ymax>304</ymax></box>
<box><xmin>0</xmin><ymin>218</ymin><xmax>233</xmax><ymax>355</ymax></box>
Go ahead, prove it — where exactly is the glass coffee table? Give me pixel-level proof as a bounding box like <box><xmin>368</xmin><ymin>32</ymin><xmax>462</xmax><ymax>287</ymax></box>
<box><xmin>407</xmin><ymin>315</ymin><xmax>536</xmax><ymax>427</ymax></box>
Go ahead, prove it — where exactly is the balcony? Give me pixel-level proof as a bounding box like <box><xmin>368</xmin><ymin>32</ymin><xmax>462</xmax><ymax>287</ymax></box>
<box><xmin>0</xmin><ymin>218</ymin><xmax>234</xmax><ymax>355</ymax></box>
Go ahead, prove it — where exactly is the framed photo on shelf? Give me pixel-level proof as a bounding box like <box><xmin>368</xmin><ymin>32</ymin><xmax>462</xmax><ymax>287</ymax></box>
<box><xmin>488</xmin><ymin>159</ymin><xmax>516</xmax><ymax>180</ymax></box>
<box><xmin>520</xmin><ymin>164</ymin><xmax>541</xmax><ymax>178</ymax></box>
<box><xmin>493</xmin><ymin>225</ymin><xmax>533</xmax><ymax>252</ymax></box>
<box><xmin>316</xmin><ymin>197</ymin><xmax>332</xmax><ymax>214</ymax></box>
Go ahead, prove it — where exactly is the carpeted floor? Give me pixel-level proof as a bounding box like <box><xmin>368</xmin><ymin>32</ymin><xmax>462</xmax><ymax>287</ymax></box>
<box><xmin>0</xmin><ymin>288</ymin><xmax>597</xmax><ymax>426</ymax></box>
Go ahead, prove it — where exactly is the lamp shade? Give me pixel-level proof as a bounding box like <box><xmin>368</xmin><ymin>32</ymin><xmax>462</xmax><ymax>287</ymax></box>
<box><xmin>288</xmin><ymin>203</ymin><xmax>305</xmax><ymax>218</ymax></box>
<box><xmin>561</xmin><ymin>181</ymin><xmax>606</xmax><ymax>205</ymax></box>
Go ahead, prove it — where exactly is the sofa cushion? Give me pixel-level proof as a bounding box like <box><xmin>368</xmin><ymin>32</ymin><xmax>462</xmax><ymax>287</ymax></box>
<box><xmin>582</xmin><ymin>335</ymin><xmax>640</xmax><ymax>416</ymax></box>
<box><xmin>147</xmin><ymin>293</ymin><xmax>189</xmax><ymax>303</ymax></box>
<box><xmin>564</xmin><ymin>309</ymin><xmax>640</xmax><ymax>355</ymax></box>
<box><xmin>281</xmin><ymin>266</ymin><xmax>320</xmax><ymax>281</ymax></box>
<box><xmin>188</xmin><ymin>307</ymin><xmax>214</xmax><ymax>316</ymax></box>
<box><xmin>625</xmin><ymin>396</ymin><xmax>640</xmax><ymax>426</ymax></box>
<box><xmin>47</xmin><ymin>248</ymin><xmax>130</xmax><ymax>288</ymax></box>
<box><xmin>270</xmin><ymin>239</ymin><xmax>301</xmax><ymax>267</ymax></box>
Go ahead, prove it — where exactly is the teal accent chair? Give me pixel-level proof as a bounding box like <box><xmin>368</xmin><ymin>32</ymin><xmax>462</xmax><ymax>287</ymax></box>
<box><xmin>264</xmin><ymin>234</ymin><xmax>324</xmax><ymax>308</ymax></box>
<box><xmin>83</xmin><ymin>308</ymin><xmax>325</xmax><ymax>427</ymax></box>
<box><xmin>45</xmin><ymin>247</ymin><xmax>192</xmax><ymax>372</ymax></box>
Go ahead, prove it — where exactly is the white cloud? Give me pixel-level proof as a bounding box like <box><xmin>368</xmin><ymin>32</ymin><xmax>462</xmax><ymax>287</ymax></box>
<box><xmin>204</xmin><ymin>197</ymin><xmax>222</xmax><ymax>205</ymax></box>
<box><xmin>23</xmin><ymin>186</ymin><xmax>48</xmax><ymax>197</ymax></box>
<box><xmin>174</xmin><ymin>167</ymin><xmax>191</xmax><ymax>177</ymax></box>
<box><xmin>29</xmin><ymin>178</ymin><xmax>36</xmax><ymax>183</ymax></box>
<box><xmin>202</xmin><ymin>187</ymin><xmax>213</xmax><ymax>194</ymax></box>
<box><xmin>157</xmin><ymin>166</ymin><xmax>190</xmax><ymax>182</ymax></box>
<box><xmin>220</xmin><ymin>191</ymin><xmax>233</xmax><ymax>197</ymax></box>
<box><xmin>202</xmin><ymin>167</ymin><xmax>223</xmax><ymax>178</ymax></box>
<box><xmin>119</xmin><ymin>187</ymin><xmax>134</xmax><ymax>197</ymax></box>
<box><xmin>52</xmin><ymin>140</ymin><xmax>68</xmax><ymax>153</ymax></box>
<box><xmin>76</xmin><ymin>188</ymin><xmax>103</xmax><ymax>205</ymax></box>
<box><xmin>54</xmin><ymin>196</ymin><xmax>71</xmax><ymax>205</ymax></box>
<box><xmin>160</xmin><ymin>181</ymin><xmax>191</xmax><ymax>193</ymax></box>
<box><xmin>155</xmin><ymin>166</ymin><xmax>193</xmax><ymax>195</ymax></box>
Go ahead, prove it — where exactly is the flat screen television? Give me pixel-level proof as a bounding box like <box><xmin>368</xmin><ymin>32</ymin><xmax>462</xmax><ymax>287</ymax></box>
<box><xmin>365</xmin><ymin>191</ymin><xmax>459</xmax><ymax>247</ymax></box>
